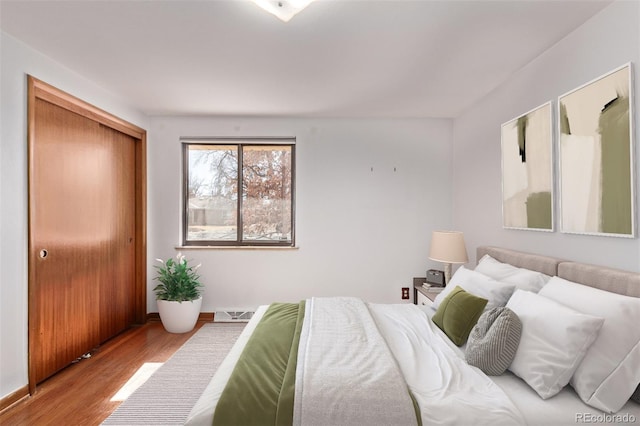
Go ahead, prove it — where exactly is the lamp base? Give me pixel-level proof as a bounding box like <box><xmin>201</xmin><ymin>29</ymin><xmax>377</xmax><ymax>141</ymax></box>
<box><xmin>444</xmin><ymin>263</ymin><xmax>452</xmax><ymax>285</ymax></box>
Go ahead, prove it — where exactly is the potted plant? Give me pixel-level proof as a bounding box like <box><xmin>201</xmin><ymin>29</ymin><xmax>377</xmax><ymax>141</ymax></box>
<box><xmin>154</xmin><ymin>252</ymin><xmax>204</xmax><ymax>333</ymax></box>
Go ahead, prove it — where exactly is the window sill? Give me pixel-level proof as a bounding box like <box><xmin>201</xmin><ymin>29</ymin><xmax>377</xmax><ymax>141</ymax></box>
<box><xmin>175</xmin><ymin>245</ymin><xmax>299</xmax><ymax>250</ymax></box>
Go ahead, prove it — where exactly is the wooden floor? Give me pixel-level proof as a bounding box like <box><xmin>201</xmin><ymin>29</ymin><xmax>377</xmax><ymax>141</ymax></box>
<box><xmin>0</xmin><ymin>321</ymin><xmax>206</xmax><ymax>426</ymax></box>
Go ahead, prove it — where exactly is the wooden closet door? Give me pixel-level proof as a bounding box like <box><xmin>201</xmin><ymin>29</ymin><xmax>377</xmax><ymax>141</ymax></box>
<box><xmin>98</xmin><ymin>124</ymin><xmax>136</xmax><ymax>341</ymax></box>
<box><xmin>30</xmin><ymin>98</ymin><xmax>136</xmax><ymax>384</ymax></box>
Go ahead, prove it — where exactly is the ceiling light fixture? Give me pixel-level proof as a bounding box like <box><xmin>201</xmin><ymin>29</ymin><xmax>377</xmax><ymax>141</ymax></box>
<box><xmin>250</xmin><ymin>0</ymin><xmax>314</xmax><ymax>22</ymax></box>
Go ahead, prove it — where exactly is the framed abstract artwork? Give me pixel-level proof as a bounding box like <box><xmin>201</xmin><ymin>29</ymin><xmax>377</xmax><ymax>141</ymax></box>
<box><xmin>558</xmin><ymin>63</ymin><xmax>635</xmax><ymax>238</ymax></box>
<box><xmin>501</xmin><ymin>101</ymin><xmax>554</xmax><ymax>231</ymax></box>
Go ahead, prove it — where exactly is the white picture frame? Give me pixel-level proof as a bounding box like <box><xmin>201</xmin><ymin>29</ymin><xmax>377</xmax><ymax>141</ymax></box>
<box><xmin>501</xmin><ymin>101</ymin><xmax>554</xmax><ymax>232</ymax></box>
<box><xmin>558</xmin><ymin>63</ymin><xmax>636</xmax><ymax>238</ymax></box>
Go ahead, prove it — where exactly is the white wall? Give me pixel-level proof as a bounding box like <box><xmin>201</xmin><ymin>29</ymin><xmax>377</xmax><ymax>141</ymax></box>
<box><xmin>452</xmin><ymin>0</ymin><xmax>640</xmax><ymax>271</ymax></box>
<box><xmin>148</xmin><ymin>116</ymin><xmax>453</xmax><ymax>312</ymax></box>
<box><xmin>0</xmin><ymin>31</ymin><xmax>149</xmax><ymax>401</ymax></box>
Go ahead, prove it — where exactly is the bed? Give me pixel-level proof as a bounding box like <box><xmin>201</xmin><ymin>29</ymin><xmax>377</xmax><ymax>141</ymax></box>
<box><xmin>186</xmin><ymin>246</ymin><xmax>640</xmax><ymax>425</ymax></box>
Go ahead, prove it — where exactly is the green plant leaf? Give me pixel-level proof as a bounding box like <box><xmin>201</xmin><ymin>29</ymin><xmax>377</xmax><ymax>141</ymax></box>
<box><xmin>153</xmin><ymin>255</ymin><xmax>203</xmax><ymax>302</ymax></box>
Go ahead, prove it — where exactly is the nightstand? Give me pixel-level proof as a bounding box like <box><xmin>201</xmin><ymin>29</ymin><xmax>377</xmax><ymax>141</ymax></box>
<box><xmin>413</xmin><ymin>278</ymin><xmax>443</xmax><ymax>307</ymax></box>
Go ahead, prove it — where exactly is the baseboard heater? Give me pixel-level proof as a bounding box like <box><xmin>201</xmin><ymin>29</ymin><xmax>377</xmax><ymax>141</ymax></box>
<box><xmin>214</xmin><ymin>310</ymin><xmax>255</xmax><ymax>322</ymax></box>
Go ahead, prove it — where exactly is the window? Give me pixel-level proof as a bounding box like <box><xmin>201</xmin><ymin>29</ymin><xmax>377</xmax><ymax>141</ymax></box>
<box><xmin>183</xmin><ymin>139</ymin><xmax>295</xmax><ymax>246</ymax></box>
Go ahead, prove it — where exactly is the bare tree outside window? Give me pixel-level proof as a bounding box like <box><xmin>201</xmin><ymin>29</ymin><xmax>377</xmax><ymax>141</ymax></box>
<box><xmin>243</xmin><ymin>146</ymin><xmax>292</xmax><ymax>242</ymax></box>
<box><xmin>183</xmin><ymin>141</ymin><xmax>295</xmax><ymax>246</ymax></box>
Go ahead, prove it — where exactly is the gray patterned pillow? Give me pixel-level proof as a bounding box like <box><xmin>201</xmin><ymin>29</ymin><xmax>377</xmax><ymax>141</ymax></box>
<box><xmin>465</xmin><ymin>307</ymin><xmax>522</xmax><ymax>376</ymax></box>
<box><xmin>631</xmin><ymin>384</ymin><xmax>640</xmax><ymax>404</ymax></box>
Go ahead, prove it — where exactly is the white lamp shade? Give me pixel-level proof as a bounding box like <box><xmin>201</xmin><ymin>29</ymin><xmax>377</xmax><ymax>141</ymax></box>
<box><xmin>428</xmin><ymin>231</ymin><xmax>469</xmax><ymax>264</ymax></box>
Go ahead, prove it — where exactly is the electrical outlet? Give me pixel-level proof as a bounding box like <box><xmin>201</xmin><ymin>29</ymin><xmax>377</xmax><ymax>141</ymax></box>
<box><xmin>401</xmin><ymin>287</ymin><xmax>410</xmax><ymax>300</ymax></box>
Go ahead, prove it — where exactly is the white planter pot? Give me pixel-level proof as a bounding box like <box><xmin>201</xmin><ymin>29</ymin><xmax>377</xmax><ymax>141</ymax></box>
<box><xmin>157</xmin><ymin>297</ymin><xmax>203</xmax><ymax>333</ymax></box>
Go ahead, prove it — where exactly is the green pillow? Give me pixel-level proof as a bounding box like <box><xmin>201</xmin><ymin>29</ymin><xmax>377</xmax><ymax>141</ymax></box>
<box><xmin>432</xmin><ymin>286</ymin><xmax>488</xmax><ymax>346</ymax></box>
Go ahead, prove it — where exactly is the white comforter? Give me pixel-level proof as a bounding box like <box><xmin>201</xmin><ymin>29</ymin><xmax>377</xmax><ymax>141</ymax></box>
<box><xmin>369</xmin><ymin>303</ymin><xmax>525</xmax><ymax>425</ymax></box>
<box><xmin>293</xmin><ymin>297</ymin><xmax>418</xmax><ymax>425</ymax></box>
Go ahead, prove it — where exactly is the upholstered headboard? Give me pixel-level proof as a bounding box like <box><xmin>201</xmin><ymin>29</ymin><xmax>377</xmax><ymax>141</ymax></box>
<box><xmin>476</xmin><ymin>246</ymin><xmax>640</xmax><ymax>298</ymax></box>
<box><xmin>476</xmin><ymin>246</ymin><xmax>562</xmax><ymax>277</ymax></box>
<box><xmin>557</xmin><ymin>262</ymin><xmax>640</xmax><ymax>298</ymax></box>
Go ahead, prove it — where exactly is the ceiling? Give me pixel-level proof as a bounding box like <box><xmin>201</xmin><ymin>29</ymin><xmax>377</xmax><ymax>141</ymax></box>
<box><xmin>0</xmin><ymin>0</ymin><xmax>612</xmax><ymax>118</ymax></box>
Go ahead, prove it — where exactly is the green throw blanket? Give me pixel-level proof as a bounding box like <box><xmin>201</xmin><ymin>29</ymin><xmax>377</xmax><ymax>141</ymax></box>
<box><xmin>212</xmin><ymin>301</ymin><xmax>305</xmax><ymax>426</ymax></box>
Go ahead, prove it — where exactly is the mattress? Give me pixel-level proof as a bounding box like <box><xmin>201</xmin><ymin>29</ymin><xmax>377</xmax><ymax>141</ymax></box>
<box><xmin>185</xmin><ymin>302</ymin><xmax>640</xmax><ymax>425</ymax></box>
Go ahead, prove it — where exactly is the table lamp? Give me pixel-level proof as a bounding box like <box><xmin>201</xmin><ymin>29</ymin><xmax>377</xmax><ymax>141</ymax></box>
<box><xmin>428</xmin><ymin>231</ymin><xmax>468</xmax><ymax>285</ymax></box>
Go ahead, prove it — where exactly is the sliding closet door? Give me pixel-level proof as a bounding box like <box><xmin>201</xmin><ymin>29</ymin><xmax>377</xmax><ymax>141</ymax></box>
<box><xmin>98</xmin><ymin>124</ymin><xmax>137</xmax><ymax>341</ymax></box>
<box><xmin>29</xmin><ymin>86</ymin><xmax>141</xmax><ymax>386</ymax></box>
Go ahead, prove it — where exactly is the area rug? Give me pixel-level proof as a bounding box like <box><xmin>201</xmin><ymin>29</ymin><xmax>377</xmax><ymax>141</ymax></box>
<box><xmin>102</xmin><ymin>323</ymin><xmax>246</xmax><ymax>425</ymax></box>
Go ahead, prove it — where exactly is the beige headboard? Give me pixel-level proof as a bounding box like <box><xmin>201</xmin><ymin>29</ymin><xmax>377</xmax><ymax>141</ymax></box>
<box><xmin>557</xmin><ymin>262</ymin><xmax>640</xmax><ymax>298</ymax></box>
<box><xmin>476</xmin><ymin>246</ymin><xmax>562</xmax><ymax>277</ymax></box>
<box><xmin>476</xmin><ymin>246</ymin><xmax>640</xmax><ymax>298</ymax></box>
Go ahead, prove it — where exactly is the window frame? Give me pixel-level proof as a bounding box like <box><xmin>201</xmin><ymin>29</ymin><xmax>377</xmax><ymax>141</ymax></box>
<box><xmin>181</xmin><ymin>138</ymin><xmax>296</xmax><ymax>247</ymax></box>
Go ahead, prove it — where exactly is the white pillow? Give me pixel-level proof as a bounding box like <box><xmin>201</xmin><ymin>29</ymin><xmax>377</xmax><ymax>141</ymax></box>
<box><xmin>539</xmin><ymin>277</ymin><xmax>640</xmax><ymax>412</ymax></box>
<box><xmin>506</xmin><ymin>290</ymin><xmax>604</xmax><ymax>400</ymax></box>
<box><xmin>432</xmin><ymin>266</ymin><xmax>515</xmax><ymax>311</ymax></box>
<box><xmin>475</xmin><ymin>254</ymin><xmax>551</xmax><ymax>293</ymax></box>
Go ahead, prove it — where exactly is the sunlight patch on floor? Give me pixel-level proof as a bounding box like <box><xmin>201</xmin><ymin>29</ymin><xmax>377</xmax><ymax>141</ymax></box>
<box><xmin>110</xmin><ymin>362</ymin><xmax>163</xmax><ymax>402</ymax></box>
